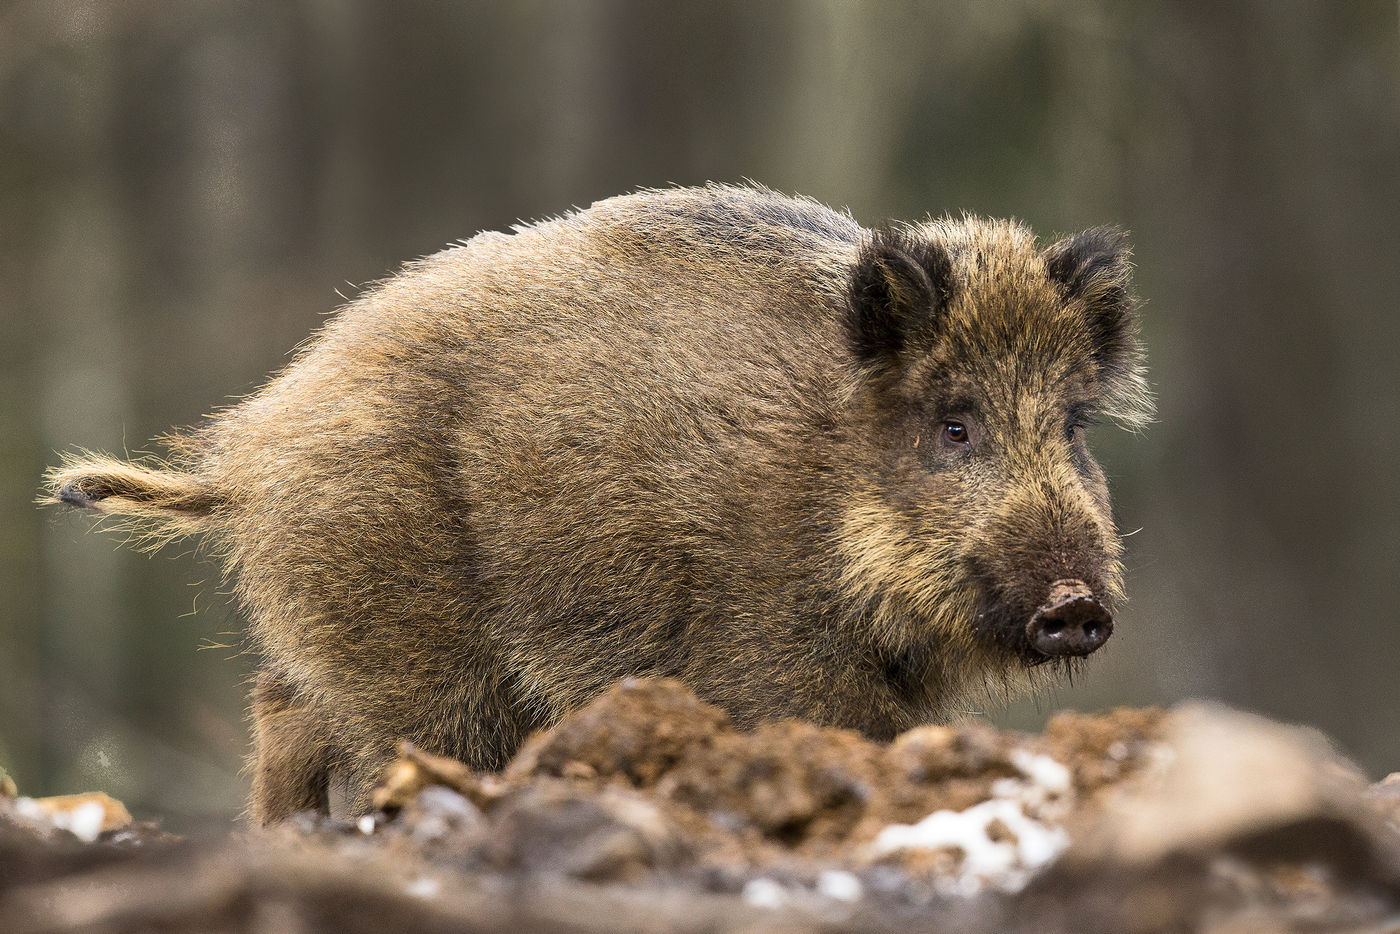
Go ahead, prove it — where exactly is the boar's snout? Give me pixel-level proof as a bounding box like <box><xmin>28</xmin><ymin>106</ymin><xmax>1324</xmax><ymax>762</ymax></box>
<box><xmin>1025</xmin><ymin>579</ymin><xmax>1113</xmax><ymax>658</ymax></box>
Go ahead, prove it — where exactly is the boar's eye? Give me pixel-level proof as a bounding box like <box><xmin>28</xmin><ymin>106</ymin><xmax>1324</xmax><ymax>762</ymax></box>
<box><xmin>941</xmin><ymin>421</ymin><xmax>971</xmax><ymax>448</ymax></box>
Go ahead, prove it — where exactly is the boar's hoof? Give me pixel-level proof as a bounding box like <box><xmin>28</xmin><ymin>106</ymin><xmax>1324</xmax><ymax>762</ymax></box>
<box><xmin>1026</xmin><ymin>579</ymin><xmax>1113</xmax><ymax>658</ymax></box>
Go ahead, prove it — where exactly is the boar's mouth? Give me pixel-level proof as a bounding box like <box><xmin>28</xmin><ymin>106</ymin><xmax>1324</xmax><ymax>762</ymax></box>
<box><xmin>975</xmin><ymin>578</ymin><xmax>1114</xmax><ymax>665</ymax></box>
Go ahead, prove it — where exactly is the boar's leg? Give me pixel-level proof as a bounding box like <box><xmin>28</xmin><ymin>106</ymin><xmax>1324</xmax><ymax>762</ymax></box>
<box><xmin>332</xmin><ymin>672</ymin><xmax>540</xmax><ymax>817</ymax></box>
<box><xmin>249</xmin><ymin>669</ymin><xmax>335</xmax><ymax>825</ymax></box>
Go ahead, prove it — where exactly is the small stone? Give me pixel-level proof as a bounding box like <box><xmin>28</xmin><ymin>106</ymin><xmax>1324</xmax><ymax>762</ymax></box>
<box><xmin>17</xmin><ymin>792</ymin><xmax>133</xmax><ymax>842</ymax></box>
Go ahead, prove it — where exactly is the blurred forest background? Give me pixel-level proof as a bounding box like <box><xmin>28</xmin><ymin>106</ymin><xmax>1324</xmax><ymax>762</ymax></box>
<box><xmin>1</xmin><ymin>0</ymin><xmax>1397</xmax><ymax>828</ymax></box>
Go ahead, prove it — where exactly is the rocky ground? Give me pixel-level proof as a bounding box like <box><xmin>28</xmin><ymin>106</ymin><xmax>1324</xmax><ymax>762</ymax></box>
<box><xmin>4</xmin><ymin>678</ymin><xmax>1400</xmax><ymax>933</ymax></box>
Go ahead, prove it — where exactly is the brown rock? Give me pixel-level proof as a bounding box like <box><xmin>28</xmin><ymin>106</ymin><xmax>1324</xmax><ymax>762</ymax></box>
<box><xmin>485</xmin><ymin>782</ymin><xmax>692</xmax><ymax>882</ymax></box>
<box><xmin>506</xmin><ymin>677</ymin><xmax>733</xmax><ymax>789</ymax></box>
<box><xmin>16</xmin><ymin>793</ymin><xmax>133</xmax><ymax>842</ymax></box>
<box><xmin>1068</xmin><ymin>703</ymin><xmax>1399</xmax><ymax>881</ymax></box>
<box><xmin>660</xmin><ymin>720</ymin><xmax>880</xmax><ymax>852</ymax></box>
<box><xmin>372</xmin><ymin>741</ymin><xmax>506</xmax><ymax>814</ymax></box>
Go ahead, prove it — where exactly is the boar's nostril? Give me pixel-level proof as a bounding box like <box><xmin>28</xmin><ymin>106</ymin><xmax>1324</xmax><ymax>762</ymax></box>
<box><xmin>1025</xmin><ymin>579</ymin><xmax>1114</xmax><ymax>658</ymax></box>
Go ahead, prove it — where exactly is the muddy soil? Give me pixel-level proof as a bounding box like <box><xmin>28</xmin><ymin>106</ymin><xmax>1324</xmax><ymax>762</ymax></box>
<box><xmin>3</xmin><ymin>678</ymin><xmax>1399</xmax><ymax>933</ymax></box>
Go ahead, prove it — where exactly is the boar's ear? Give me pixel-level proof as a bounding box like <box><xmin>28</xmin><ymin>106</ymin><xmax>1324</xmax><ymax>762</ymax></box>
<box><xmin>1044</xmin><ymin>227</ymin><xmax>1133</xmax><ymax>360</ymax></box>
<box><xmin>1044</xmin><ymin>227</ymin><xmax>1154</xmax><ymax>427</ymax></box>
<box><xmin>847</xmin><ymin>226</ymin><xmax>954</xmax><ymax>362</ymax></box>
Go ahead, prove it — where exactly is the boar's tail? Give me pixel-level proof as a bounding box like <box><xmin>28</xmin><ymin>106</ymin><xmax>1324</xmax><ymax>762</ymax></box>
<box><xmin>42</xmin><ymin>452</ymin><xmax>223</xmax><ymax>548</ymax></box>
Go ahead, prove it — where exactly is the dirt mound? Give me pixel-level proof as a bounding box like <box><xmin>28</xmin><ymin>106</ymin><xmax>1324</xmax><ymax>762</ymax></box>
<box><xmin>3</xmin><ymin>679</ymin><xmax>1399</xmax><ymax>933</ymax></box>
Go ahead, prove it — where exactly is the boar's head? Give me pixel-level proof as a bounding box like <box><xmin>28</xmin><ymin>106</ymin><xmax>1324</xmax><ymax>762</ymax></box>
<box><xmin>839</xmin><ymin>217</ymin><xmax>1152</xmax><ymax>700</ymax></box>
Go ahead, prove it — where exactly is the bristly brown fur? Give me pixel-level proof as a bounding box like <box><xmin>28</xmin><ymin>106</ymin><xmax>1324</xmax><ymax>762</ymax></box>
<box><xmin>42</xmin><ymin>184</ymin><xmax>1148</xmax><ymax>823</ymax></box>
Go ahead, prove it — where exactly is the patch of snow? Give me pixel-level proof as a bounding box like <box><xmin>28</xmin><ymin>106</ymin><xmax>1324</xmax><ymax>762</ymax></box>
<box><xmin>868</xmin><ymin>750</ymin><xmax>1075</xmax><ymax>896</ymax></box>
<box><xmin>13</xmin><ymin>797</ymin><xmax>107</xmax><ymax>843</ymax></box>
<box><xmin>1010</xmin><ymin>750</ymin><xmax>1072</xmax><ymax>796</ymax></box>
<box><xmin>13</xmin><ymin>797</ymin><xmax>43</xmax><ymax>822</ymax></box>
<box><xmin>742</xmin><ymin>877</ymin><xmax>788</xmax><ymax>909</ymax></box>
<box><xmin>990</xmin><ymin>777</ymin><xmax>1023</xmax><ymax>800</ymax></box>
<box><xmin>816</xmin><ymin>869</ymin><xmax>863</xmax><ymax>902</ymax></box>
<box><xmin>56</xmin><ymin>801</ymin><xmax>107</xmax><ymax>843</ymax></box>
<box><xmin>406</xmin><ymin>876</ymin><xmax>441</xmax><ymax>899</ymax></box>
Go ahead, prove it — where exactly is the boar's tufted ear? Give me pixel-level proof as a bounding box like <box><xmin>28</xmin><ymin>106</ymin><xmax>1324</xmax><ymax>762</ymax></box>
<box><xmin>1044</xmin><ymin>227</ymin><xmax>1154</xmax><ymax>428</ymax></box>
<box><xmin>1044</xmin><ymin>228</ymin><xmax>1135</xmax><ymax>370</ymax></box>
<box><xmin>846</xmin><ymin>226</ymin><xmax>955</xmax><ymax>362</ymax></box>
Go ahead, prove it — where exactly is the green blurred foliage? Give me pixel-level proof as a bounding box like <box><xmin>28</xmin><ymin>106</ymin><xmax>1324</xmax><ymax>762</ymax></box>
<box><xmin>1</xmin><ymin>0</ymin><xmax>1397</xmax><ymax>826</ymax></box>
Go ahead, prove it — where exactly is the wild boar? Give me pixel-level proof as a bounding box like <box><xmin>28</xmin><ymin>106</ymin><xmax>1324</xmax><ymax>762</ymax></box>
<box><xmin>46</xmin><ymin>184</ymin><xmax>1151</xmax><ymax>823</ymax></box>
